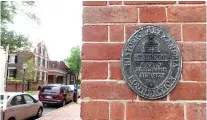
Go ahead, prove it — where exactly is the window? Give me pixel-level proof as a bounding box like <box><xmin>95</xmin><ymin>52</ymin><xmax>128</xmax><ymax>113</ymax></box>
<box><xmin>42</xmin><ymin>72</ymin><xmax>45</xmax><ymax>80</ymax></box>
<box><xmin>45</xmin><ymin>72</ymin><xmax>48</xmax><ymax>81</ymax></box>
<box><xmin>9</xmin><ymin>55</ymin><xmax>17</xmax><ymax>64</ymax></box>
<box><xmin>11</xmin><ymin>95</ymin><xmax>25</xmax><ymax>106</ymax></box>
<box><xmin>39</xmin><ymin>72</ymin><xmax>42</xmax><ymax>80</ymax></box>
<box><xmin>41</xmin><ymin>47</ymin><xmax>44</xmax><ymax>56</ymax></box>
<box><xmin>45</xmin><ymin>51</ymin><xmax>47</xmax><ymax>57</ymax></box>
<box><xmin>43</xmin><ymin>59</ymin><xmax>45</xmax><ymax>67</ymax></box>
<box><xmin>67</xmin><ymin>87</ymin><xmax>71</xmax><ymax>92</ymax></box>
<box><xmin>40</xmin><ymin>58</ymin><xmax>43</xmax><ymax>67</ymax></box>
<box><xmin>36</xmin><ymin>47</ymin><xmax>38</xmax><ymax>53</ymax></box>
<box><xmin>61</xmin><ymin>87</ymin><xmax>67</xmax><ymax>94</ymax></box>
<box><xmin>35</xmin><ymin>56</ymin><xmax>38</xmax><ymax>66</ymax></box>
<box><xmin>23</xmin><ymin>94</ymin><xmax>35</xmax><ymax>104</ymax></box>
<box><xmin>36</xmin><ymin>71</ymin><xmax>40</xmax><ymax>81</ymax></box>
<box><xmin>8</xmin><ymin>69</ymin><xmax>17</xmax><ymax>78</ymax></box>
<box><xmin>42</xmin><ymin>49</ymin><xmax>45</xmax><ymax>56</ymax></box>
<box><xmin>38</xmin><ymin>47</ymin><xmax>41</xmax><ymax>54</ymax></box>
<box><xmin>38</xmin><ymin>57</ymin><xmax>41</xmax><ymax>66</ymax></box>
<box><xmin>45</xmin><ymin>60</ymin><xmax>47</xmax><ymax>68</ymax></box>
<box><xmin>40</xmin><ymin>86</ymin><xmax>60</xmax><ymax>93</ymax></box>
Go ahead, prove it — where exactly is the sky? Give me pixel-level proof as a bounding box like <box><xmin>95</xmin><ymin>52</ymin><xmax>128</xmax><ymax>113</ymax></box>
<box><xmin>7</xmin><ymin>1</ymin><xmax>83</xmax><ymax>61</ymax></box>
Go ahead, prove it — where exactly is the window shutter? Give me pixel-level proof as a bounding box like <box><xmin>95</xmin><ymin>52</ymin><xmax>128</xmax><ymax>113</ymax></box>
<box><xmin>15</xmin><ymin>56</ymin><xmax>18</xmax><ymax>63</ymax></box>
<box><xmin>14</xmin><ymin>69</ymin><xmax>17</xmax><ymax>78</ymax></box>
<box><xmin>8</xmin><ymin>55</ymin><xmax>10</xmax><ymax>62</ymax></box>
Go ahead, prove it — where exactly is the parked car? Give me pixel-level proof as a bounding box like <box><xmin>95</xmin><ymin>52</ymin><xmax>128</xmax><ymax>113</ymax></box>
<box><xmin>67</xmin><ymin>85</ymin><xmax>80</xmax><ymax>98</ymax></box>
<box><xmin>38</xmin><ymin>84</ymin><xmax>73</xmax><ymax>107</ymax></box>
<box><xmin>1</xmin><ymin>92</ymin><xmax>43</xmax><ymax>120</ymax></box>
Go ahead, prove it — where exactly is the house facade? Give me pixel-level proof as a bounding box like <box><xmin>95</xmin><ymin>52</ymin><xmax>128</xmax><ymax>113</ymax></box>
<box><xmin>7</xmin><ymin>41</ymin><xmax>49</xmax><ymax>90</ymax></box>
<box><xmin>48</xmin><ymin>61</ymin><xmax>75</xmax><ymax>85</ymax></box>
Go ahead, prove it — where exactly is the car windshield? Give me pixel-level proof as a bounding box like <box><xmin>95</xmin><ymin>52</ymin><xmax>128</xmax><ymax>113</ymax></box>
<box><xmin>40</xmin><ymin>86</ymin><xmax>60</xmax><ymax>93</ymax></box>
<box><xmin>68</xmin><ymin>85</ymin><xmax>75</xmax><ymax>91</ymax></box>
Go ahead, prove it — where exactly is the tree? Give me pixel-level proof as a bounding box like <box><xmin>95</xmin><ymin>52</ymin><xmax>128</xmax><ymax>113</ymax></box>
<box><xmin>19</xmin><ymin>58</ymin><xmax>36</xmax><ymax>90</ymax></box>
<box><xmin>1</xmin><ymin>1</ymin><xmax>39</xmax><ymax>52</ymax></box>
<box><xmin>65</xmin><ymin>46</ymin><xmax>81</xmax><ymax>102</ymax></box>
<box><xmin>65</xmin><ymin>46</ymin><xmax>81</xmax><ymax>83</ymax></box>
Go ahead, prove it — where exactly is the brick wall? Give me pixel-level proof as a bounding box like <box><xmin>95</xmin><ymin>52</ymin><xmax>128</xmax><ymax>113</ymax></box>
<box><xmin>81</xmin><ymin>1</ymin><xmax>206</xmax><ymax>120</ymax></box>
<box><xmin>7</xmin><ymin>82</ymin><xmax>27</xmax><ymax>92</ymax></box>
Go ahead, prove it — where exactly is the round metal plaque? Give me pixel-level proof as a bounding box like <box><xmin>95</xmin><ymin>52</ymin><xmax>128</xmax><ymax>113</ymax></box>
<box><xmin>121</xmin><ymin>25</ymin><xmax>182</xmax><ymax>99</ymax></box>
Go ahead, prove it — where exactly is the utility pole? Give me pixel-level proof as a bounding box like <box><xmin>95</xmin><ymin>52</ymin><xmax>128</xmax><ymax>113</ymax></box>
<box><xmin>4</xmin><ymin>45</ymin><xmax>9</xmax><ymax>91</ymax></box>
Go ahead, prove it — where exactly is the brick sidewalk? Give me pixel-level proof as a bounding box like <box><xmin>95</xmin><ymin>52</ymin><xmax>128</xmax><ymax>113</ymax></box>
<box><xmin>39</xmin><ymin>102</ymin><xmax>81</xmax><ymax>120</ymax></box>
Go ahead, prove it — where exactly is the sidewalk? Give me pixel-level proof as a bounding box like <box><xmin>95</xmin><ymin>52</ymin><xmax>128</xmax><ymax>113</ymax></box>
<box><xmin>39</xmin><ymin>101</ymin><xmax>81</xmax><ymax>120</ymax></box>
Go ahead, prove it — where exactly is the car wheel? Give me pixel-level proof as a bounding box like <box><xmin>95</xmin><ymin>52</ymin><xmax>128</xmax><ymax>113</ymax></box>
<box><xmin>36</xmin><ymin>107</ymin><xmax>43</xmax><ymax>118</ymax></box>
<box><xmin>8</xmin><ymin>117</ymin><xmax>15</xmax><ymax>120</ymax></box>
<box><xmin>61</xmin><ymin>100</ymin><xmax>66</xmax><ymax>107</ymax></box>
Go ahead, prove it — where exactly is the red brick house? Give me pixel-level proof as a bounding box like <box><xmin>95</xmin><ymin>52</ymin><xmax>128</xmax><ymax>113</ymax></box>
<box><xmin>48</xmin><ymin>61</ymin><xmax>75</xmax><ymax>85</ymax></box>
<box><xmin>7</xmin><ymin>41</ymin><xmax>50</xmax><ymax>91</ymax></box>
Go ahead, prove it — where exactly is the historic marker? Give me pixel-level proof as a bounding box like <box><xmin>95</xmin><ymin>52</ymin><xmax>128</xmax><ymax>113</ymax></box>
<box><xmin>121</xmin><ymin>25</ymin><xmax>182</xmax><ymax>99</ymax></box>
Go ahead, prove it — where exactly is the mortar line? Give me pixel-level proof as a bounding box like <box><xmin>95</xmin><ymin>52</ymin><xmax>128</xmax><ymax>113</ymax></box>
<box><xmin>167</xmin><ymin>94</ymin><xmax>170</xmax><ymax>101</ymax></box>
<box><xmin>108</xmin><ymin>25</ymin><xmax>110</xmax><ymax>42</ymax></box>
<box><xmin>81</xmin><ymin>80</ymin><xmax>125</xmax><ymax>82</ymax></box>
<box><xmin>181</xmin><ymin>24</ymin><xmax>184</xmax><ymax>42</ymax></box>
<box><xmin>124</xmin><ymin>102</ymin><xmax>126</xmax><ymax>120</ymax></box>
<box><xmin>184</xmin><ymin>104</ymin><xmax>187</xmax><ymax>120</ymax></box>
<box><xmin>165</xmin><ymin>7</ymin><xmax>168</xmax><ymax>22</ymax></box>
<box><xmin>179</xmin><ymin>81</ymin><xmax>206</xmax><ymax>83</ymax></box>
<box><xmin>81</xmin><ymin>99</ymin><xmax>207</xmax><ymax>103</ymax></box>
<box><xmin>82</xmin><ymin>41</ymin><xmax>206</xmax><ymax>44</ymax></box>
<box><xmin>82</xmin><ymin>41</ymin><xmax>124</xmax><ymax>43</ymax></box>
<box><xmin>124</xmin><ymin>25</ymin><xmax>126</xmax><ymax>42</ymax></box>
<box><xmin>108</xmin><ymin>101</ymin><xmax>111</xmax><ymax>120</ymax></box>
<box><xmin>137</xmin><ymin>8</ymin><xmax>140</xmax><ymax>23</ymax></box>
<box><xmin>108</xmin><ymin>62</ymin><xmax>110</xmax><ymax>79</ymax></box>
<box><xmin>83</xmin><ymin>22</ymin><xmax>206</xmax><ymax>25</ymax></box>
<box><xmin>83</xmin><ymin>4</ymin><xmax>206</xmax><ymax>7</ymax></box>
<box><xmin>82</xmin><ymin>60</ymin><xmax>121</xmax><ymax>62</ymax></box>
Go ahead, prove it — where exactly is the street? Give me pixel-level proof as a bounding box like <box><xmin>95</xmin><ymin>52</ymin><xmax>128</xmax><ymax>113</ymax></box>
<box><xmin>30</xmin><ymin>94</ymin><xmax>62</xmax><ymax>118</ymax></box>
<box><xmin>27</xmin><ymin>104</ymin><xmax>71</xmax><ymax>120</ymax></box>
<box><xmin>43</xmin><ymin>105</ymin><xmax>59</xmax><ymax>116</ymax></box>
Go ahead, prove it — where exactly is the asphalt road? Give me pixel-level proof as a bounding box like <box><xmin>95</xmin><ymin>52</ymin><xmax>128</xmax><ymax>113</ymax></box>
<box><xmin>43</xmin><ymin>105</ymin><xmax>59</xmax><ymax>116</ymax></box>
<box><xmin>29</xmin><ymin>94</ymin><xmax>60</xmax><ymax>119</ymax></box>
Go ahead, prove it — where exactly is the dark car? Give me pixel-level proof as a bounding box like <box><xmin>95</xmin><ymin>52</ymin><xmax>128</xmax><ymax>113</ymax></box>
<box><xmin>38</xmin><ymin>85</ymin><xmax>73</xmax><ymax>107</ymax></box>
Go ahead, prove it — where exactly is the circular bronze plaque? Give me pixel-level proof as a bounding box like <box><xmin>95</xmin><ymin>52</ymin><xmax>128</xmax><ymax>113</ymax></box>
<box><xmin>121</xmin><ymin>25</ymin><xmax>182</xmax><ymax>99</ymax></box>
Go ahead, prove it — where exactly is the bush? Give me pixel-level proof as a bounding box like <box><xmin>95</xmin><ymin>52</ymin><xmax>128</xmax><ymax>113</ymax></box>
<box><xmin>8</xmin><ymin>78</ymin><xmax>23</xmax><ymax>83</ymax></box>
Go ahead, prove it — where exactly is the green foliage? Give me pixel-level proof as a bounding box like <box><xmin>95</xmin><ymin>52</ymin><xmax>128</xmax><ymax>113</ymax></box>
<box><xmin>8</xmin><ymin>77</ymin><xmax>22</xmax><ymax>83</ymax></box>
<box><xmin>1</xmin><ymin>1</ymin><xmax>39</xmax><ymax>52</ymax></box>
<box><xmin>1</xmin><ymin>28</ymin><xmax>32</xmax><ymax>52</ymax></box>
<box><xmin>65</xmin><ymin>46</ymin><xmax>81</xmax><ymax>73</ymax></box>
<box><xmin>77</xmin><ymin>79</ymin><xmax>81</xmax><ymax>85</ymax></box>
<box><xmin>19</xmin><ymin>58</ymin><xmax>36</xmax><ymax>82</ymax></box>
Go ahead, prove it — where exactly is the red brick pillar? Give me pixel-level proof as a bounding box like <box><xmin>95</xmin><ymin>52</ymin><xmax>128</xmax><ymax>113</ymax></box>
<box><xmin>81</xmin><ymin>1</ymin><xmax>206</xmax><ymax>120</ymax></box>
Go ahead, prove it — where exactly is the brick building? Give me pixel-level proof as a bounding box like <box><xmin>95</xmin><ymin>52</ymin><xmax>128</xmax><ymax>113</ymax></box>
<box><xmin>81</xmin><ymin>1</ymin><xmax>206</xmax><ymax>120</ymax></box>
<box><xmin>48</xmin><ymin>61</ymin><xmax>75</xmax><ymax>85</ymax></box>
<box><xmin>7</xmin><ymin>41</ymin><xmax>50</xmax><ymax>90</ymax></box>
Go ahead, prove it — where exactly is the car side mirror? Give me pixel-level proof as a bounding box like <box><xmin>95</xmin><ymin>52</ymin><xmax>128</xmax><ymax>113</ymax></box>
<box><xmin>35</xmin><ymin>100</ymin><xmax>39</xmax><ymax>103</ymax></box>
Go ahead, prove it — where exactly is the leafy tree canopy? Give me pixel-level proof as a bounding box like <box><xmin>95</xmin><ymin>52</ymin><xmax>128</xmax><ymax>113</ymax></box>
<box><xmin>1</xmin><ymin>1</ymin><xmax>39</xmax><ymax>52</ymax></box>
<box><xmin>19</xmin><ymin>58</ymin><xmax>36</xmax><ymax>81</ymax></box>
<box><xmin>65</xmin><ymin>46</ymin><xmax>81</xmax><ymax>74</ymax></box>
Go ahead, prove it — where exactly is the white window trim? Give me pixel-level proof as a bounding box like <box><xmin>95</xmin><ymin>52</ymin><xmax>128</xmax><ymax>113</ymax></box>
<box><xmin>9</xmin><ymin>55</ymin><xmax>16</xmax><ymax>64</ymax></box>
<box><xmin>39</xmin><ymin>72</ymin><xmax>42</xmax><ymax>80</ymax></box>
<box><xmin>40</xmin><ymin>58</ymin><xmax>43</xmax><ymax>67</ymax></box>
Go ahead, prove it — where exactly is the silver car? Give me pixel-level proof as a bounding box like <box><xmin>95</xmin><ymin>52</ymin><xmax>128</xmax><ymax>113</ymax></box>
<box><xmin>1</xmin><ymin>92</ymin><xmax>43</xmax><ymax>120</ymax></box>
